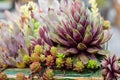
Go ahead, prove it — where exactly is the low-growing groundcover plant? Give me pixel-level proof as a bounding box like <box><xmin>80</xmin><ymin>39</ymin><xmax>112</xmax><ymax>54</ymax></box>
<box><xmin>0</xmin><ymin>0</ymin><xmax>119</xmax><ymax>80</ymax></box>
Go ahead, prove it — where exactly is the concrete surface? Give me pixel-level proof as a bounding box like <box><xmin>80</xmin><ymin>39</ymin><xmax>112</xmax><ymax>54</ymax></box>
<box><xmin>108</xmin><ymin>26</ymin><xmax>120</xmax><ymax>57</ymax></box>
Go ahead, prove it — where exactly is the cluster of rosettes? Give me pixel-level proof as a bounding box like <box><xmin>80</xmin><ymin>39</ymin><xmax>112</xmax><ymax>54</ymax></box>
<box><xmin>14</xmin><ymin>68</ymin><xmax>54</xmax><ymax>80</ymax></box>
<box><xmin>14</xmin><ymin>43</ymin><xmax>101</xmax><ymax>80</ymax></box>
<box><xmin>30</xmin><ymin>0</ymin><xmax>112</xmax><ymax>69</ymax></box>
<box><xmin>0</xmin><ymin>0</ymin><xmax>119</xmax><ymax>80</ymax></box>
<box><xmin>28</xmin><ymin>45</ymin><xmax>100</xmax><ymax>72</ymax></box>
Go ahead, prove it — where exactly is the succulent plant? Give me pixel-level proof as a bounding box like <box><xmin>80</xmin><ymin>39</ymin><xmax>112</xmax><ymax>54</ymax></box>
<box><xmin>38</xmin><ymin>0</ymin><xmax>112</xmax><ymax>65</ymax></box>
<box><xmin>0</xmin><ymin>72</ymin><xmax>7</xmax><ymax>80</ymax></box>
<box><xmin>30</xmin><ymin>62</ymin><xmax>42</xmax><ymax>73</ymax></box>
<box><xmin>41</xmin><ymin>68</ymin><xmax>54</xmax><ymax>80</ymax></box>
<box><xmin>0</xmin><ymin>1</ymin><xmax>115</xmax><ymax>79</ymax></box>
<box><xmin>17</xmin><ymin>1</ymin><xmax>40</xmax><ymax>30</ymax></box>
<box><xmin>20</xmin><ymin>1</ymin><xmax>38</xmax><ymax>18</ymax></box>
<box><xmin>1</xmin><ymin>0</ymin><xmax>111</xmax><ymax>68</ymax></box>
<box><xmin>5</xmin><ymin>1</ymin><xmax>42</xmax><ymax>49</ymax></box>
<box><xmin>46</xmin><ymin>55</ymin><xmax>54</xmax><ymax>68</ymax></box>
<box><xmin>0</xmin><ymin>21</ymin><xmax>29</xmax><ymax>67</ymax></box>
<box><xmin>65</xmin><ymin>57</ymin><xmax>73</xmax><ymax>69</ymax></box>
<box><xmin>87</xmin><ymin>60</ymin><xmax>99</xmax><ymax>69</ymax></box>
<box><xmin>101</xmin><ymin>55</ymin><xmax>120</xmax><ymax>80</ymax></box>
<box><xmin>73</xmin><ymin>60</ymin><xmax>84</xmax><ymax>72</ymax></box>
<box><xmin>56</xmin><ymin>58</ymin><xmax>64</xmax><ymax>68</ymax></box>
<box><xmin>55</xmin><ymin>53</ymin><xmax>65</xmax><ymax>68</ymax></box>
<box><xmin>30</xmin><ymin>53</ymin><xmax>40</xmax><ymax>62</ymax></box>
<box><xmin>34</xmin><ymin>45</ymin><xmax>44</xmax><ymax>55</ymax></box>
<box><xmin>16</xmin><ymin>73</ymin><xmax>27</xmax><ymax>80</ymax></box>
<box><xmin>40</xmin><ymin>54</ymin><xmax>46</xmax><ymax>62</ymax></box>
<box><xmin>89</xmin><ymin>0</ymin><xmax>99</xmax><ymax>18</ymax></box>
<box><xmin>23</xmin><ymin>55</ymin><xmax>31</xmax><ymax>64</ymax></box>
<box><xmin>50</xmin><ymin>46</ymin><xmax>58</xmax><ymax>58</ymax></box>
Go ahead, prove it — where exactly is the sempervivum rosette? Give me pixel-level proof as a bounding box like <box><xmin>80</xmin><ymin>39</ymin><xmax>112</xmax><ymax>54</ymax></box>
<box><xmin>0</xmin><ymin>21</ymin><xmax>29</xmax><ymax>67</ymax></box>
<box><xmin>101</xmin><ymin>55</ymin><xmax>120</xmax><ymax>80</ymax></box>
<box><xmin>43</xmin><ymin>0</ymin><xmax>112</xmax><ymax>64</ymax></box>
<box><xmin>5</xmin><ymin>1</ymin><xmax>42</xmax><ymax>49</ymax></box>
<box><xmin>30</xmin><ymin>26</ymin><xmax>53</xmax><ymax>55</ymax></box>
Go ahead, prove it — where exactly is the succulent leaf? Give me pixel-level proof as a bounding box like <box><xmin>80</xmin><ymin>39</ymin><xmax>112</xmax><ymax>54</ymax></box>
<box><xmin>57</xmin><ymin>53</ymin><xmax>65</xmax><ymax>59</ymax></box>
<box><xmin>87</xmin><ymin>48</ymin><xmax>99</xmax><ymax>54</ymax></box>
<box><xmin>77</xmin><ymin>43</ymin><xmax>87</xmax><ymax>50</ymax></box>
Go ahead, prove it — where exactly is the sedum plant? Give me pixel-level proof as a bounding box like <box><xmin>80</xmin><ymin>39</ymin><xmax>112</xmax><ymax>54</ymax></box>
<box><xmin>23</xmin><ymin>55</ymin><xmax>30</xmax><ymax>64</ymax></box>
<box><xmin>50</xmin><ymin>46</ymin><xmax>58</xmax><ymax>58</ymax></box>
<box><xmin>30</xmin><ymin>62</ymin><xmax>42</xmax><ymax>73</ymax></box>
<box><xmin>46</xmin><ymin>55</ymin><xmax>54</xmax><ymax>68</ymax></box>
<box><xmin>65</xmin><ymin>57</ymin><xmax>73</xmax><ymax>69</ymax></box>
<box><xmin>41</xmin><ymin>68</ymin><xmax>54</xmax><ymax>80</ymax></box>
<box><xmin>56</xmin><ymin>53</ymin><xmax>65</xmax><ymax>68</ymax></box>
<box><xmin>87</xmin><ymin>60</ymin><xmax>99</xmax><ymax>69</ymax></box>
<box><xmin>40</xmin><ymin>54</ymin><xmax>46</xmax><ymax>63</ymax></box>
<box><xmin>30</xmin><ymin>53</ymin><xmax>40</xmax><ymax>62</ymax></box>
<box><xmin>73</xmin><ymin>60</ymin><xmax>84</xmax><ymax>72</ymax></box>
<box><xmin>0</xmin><ymin>72</ymin><xmax>7</xmax><ymax>80</ymax></box>
<box><xmin>34</xmin><ymin>45</ymin><xmax>44</xmax><ymax>55</ymax></box>
<box><xmin>56</xmin><ymin>57</ymin><xmax>64</xmax><ymax>68</ymax></box>
<box><xmin>16</xmin><ymin>73</ymin><xmax>28</xmax><ymax>80</ymax></box>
